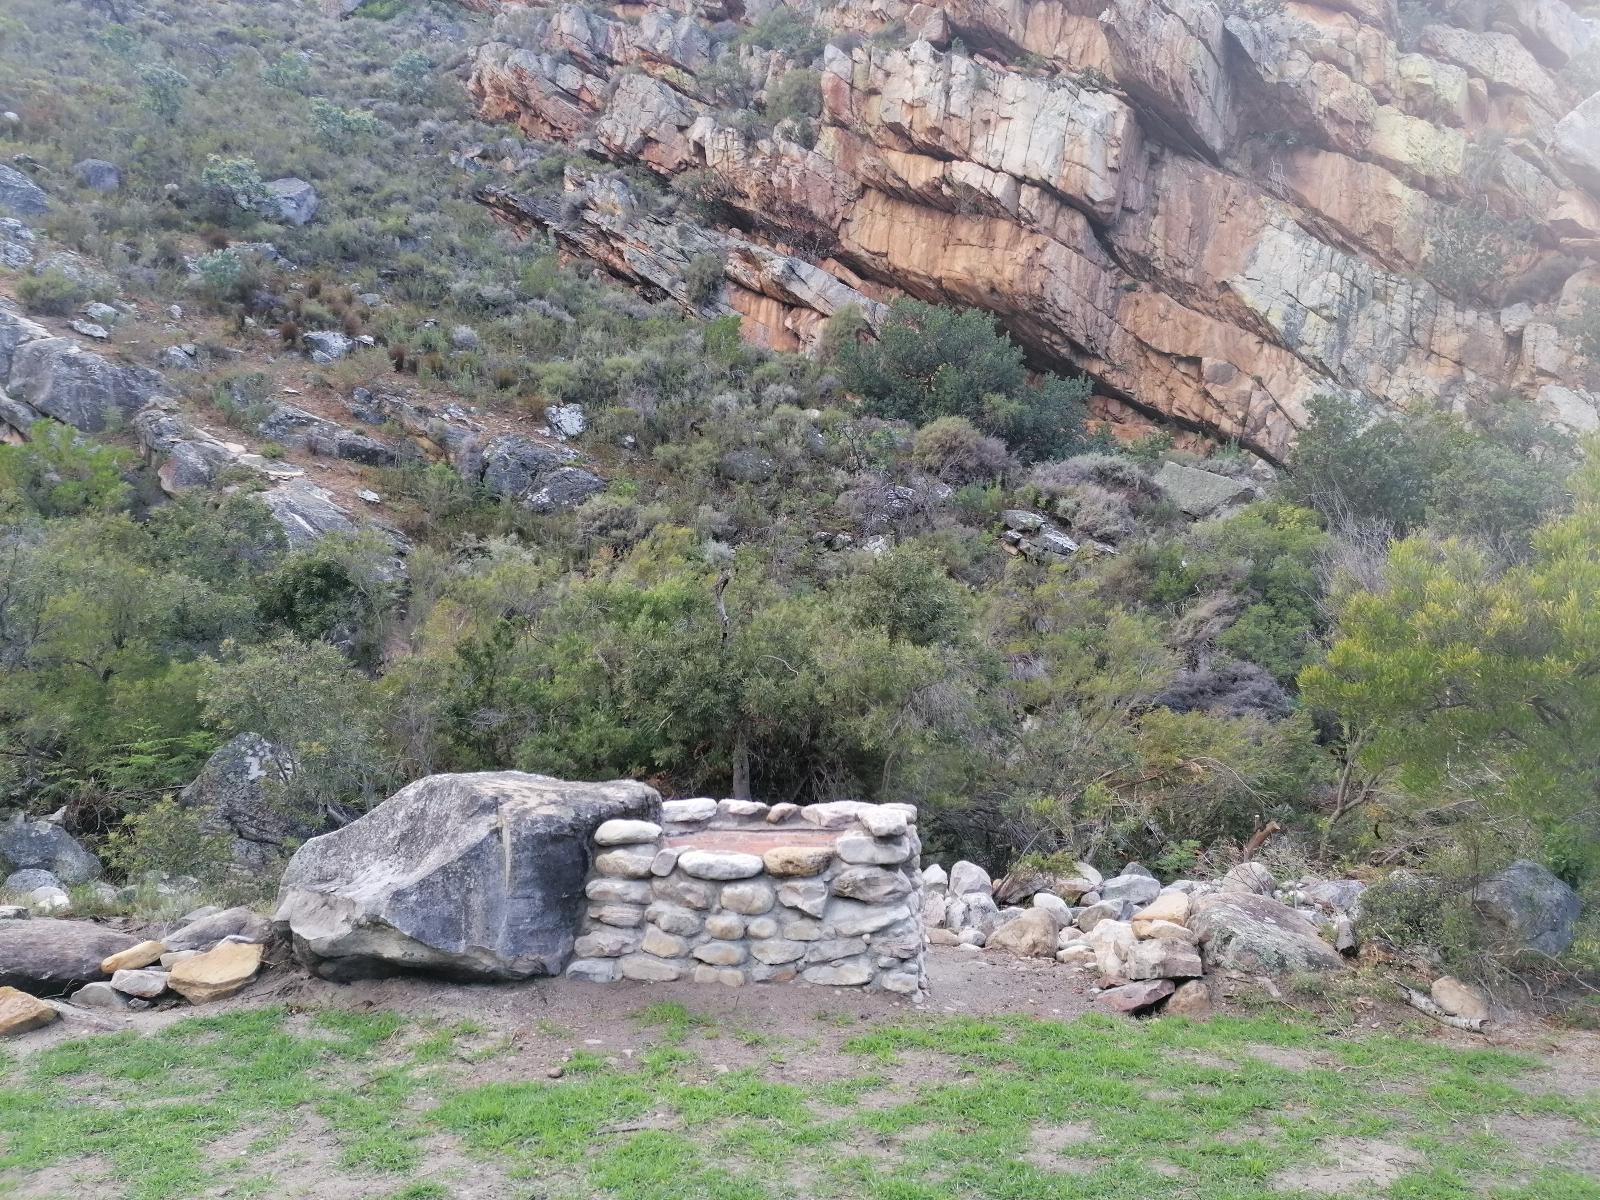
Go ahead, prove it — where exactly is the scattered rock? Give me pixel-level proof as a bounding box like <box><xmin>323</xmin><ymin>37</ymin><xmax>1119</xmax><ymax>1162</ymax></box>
<box><xmin>949</xmin><ymin>861</ymin><xmax>992</xmax><ymax>897</ymax></box>
<box><xmin>110</xmin><ymin>968</ymin><xmax>169</xmax><ymax>999</ymax></box>
<box><xmin>1095</xmin><ymin>978</ymin><xmax>1176</xmax><ymax>1013</ymax></box>
<box><xmin>987</xmin><ymin>908</ymin><xmax>1063</xmax><ymax>958</ymax></box>
<box><xmin>1165</xmin><ymin>978</ymin><xmax>1214</xmax><ymax>1018</ymax></box>
<box><xmin>1429</xmin><ymin>976</ymin><xmax>1489</xmax><ymax>1023</ymax></box>
<box><xmin>71</xmin><ymin>981</ymin><xmax>129</xmax><ymax>1009</ymax></box>
<box><xmin>1219</xmin><ymin>862</ymin><xmax>1276</xmax><ymax>896</ymax></box>
<box><xmin>28</xmin><ymin>886</ymin><xmax>70</xmax><ymax>914</ymax></box>
<box><xmin>0</xmin><ymin>986</ymin><xmax>57</xmax><ymax>1035</ymax></box>
<box><xmin>546</xmin><ymin>402</ymin><xmax>586</xmax><ymax>440</ymax></box>
<box><xmin>8</xmin><ymin>338</ymin><xmax>166</xmax><ymax>433</ymax></box>
<box><xmin>180</xmin><ymin>733</ymin><xmax>313</xmax><ymax>872</ymax></box>
<box><xmin>1101</xmin><ymin>873</ymin><xmax>1161</xmax><ymax>907</ymax></box>
<box><xmin>275</xmin><ymin>772</ymin><xmax>658</xmax><ymax>980</ymax></box>
<box><xmin>101</xmin><ymin>940</ymin><xmax>166</xmax><ymax>974</ymax></box>
<box><xmin>164</xmin><ymin>907</ymin><xmax>272</xmax><ymax>954</ymax></box>
<box><xmin>303</xmin><ymin>330</ymin><xmax>353</xmax><ymax>362</ymax></box>
<box><xmin>168</xmin><ymin>941</ymin><xmax>264</xmax><ymax>1004</ymax></box>
<box><xmin>1151</xmin><ymin>461</ymin><xmax>1255</xmax><ymax>518</ymax></box>
<box><xmin>4</xmin><ymin>868</ymin><xmax>61</xmax><ymax>893</ymax></box>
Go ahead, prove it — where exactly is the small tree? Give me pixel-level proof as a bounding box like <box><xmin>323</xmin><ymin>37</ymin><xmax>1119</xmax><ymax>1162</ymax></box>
<box><xmin>391</xmin><ymin>49</ymin><xmax>432</xmax><ymax>103</ymax></box>
<box><xmin>138</xmin><ymin>62</ymin><xmax>190</xmax><ymax>122</ymax></box>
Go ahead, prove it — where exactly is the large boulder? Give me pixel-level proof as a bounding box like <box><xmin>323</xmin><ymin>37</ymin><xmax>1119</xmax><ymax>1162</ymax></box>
<box><xmin>0</xmin><ymin>164</ymin><xmax>47</xmax><ymax>216</ymax></box>
<box><xmin>264</xmin><ymin>177</ymin><xmax>319</xmax><ymax>226</ymax></box>
<box><xmin>72</xmin><ymin>159</ymin><xmax>121</xmax><ymax>193</ymax></box>
<box><xmin>986</xmin><ymin>907</ymin><xmax>1063</xmax><ymax>957</ymax></box>
<box><xmin>7</xmin><ymin>338</ymin><xmax>165</xmax><ymax>432</ymax></box>
<box><xmin>275</xmin><ymin>772</ymin><xmax>659</xmax><ymax>980</ymax></box>
<box><xmin>0</xmin><ymin>814</ymin><xmax>101</xmax><ymax>884</ymax></box>
<box><xmin>181</xmin><ymin>733</ymin><xmax>314</xmax><ymax>871</ymax></box>
<box><xmin>1151</xmin><ymin>461</ymin><xmax>1255</xmax><ymax>518</ymax></box>
<box><xmin>1472</xmin><ymin>860</ymin><xmax>1581</xmax><ymax>957</ymax></box>
<box><xmin>1190</xmin><ymin>892</ymin><xmax>1344</xmax><ymax>974</ymax></box>
<box><xmin>0</xmin><ymin>918</ymin><xmax>140</xmax><ymax>994</ymax></box>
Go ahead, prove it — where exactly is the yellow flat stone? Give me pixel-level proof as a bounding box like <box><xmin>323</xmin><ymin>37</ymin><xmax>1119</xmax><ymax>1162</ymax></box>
<box><xmin>101</xmin><ymin>939</ymin><xmax>167</xmax><ymax>974</ymax></box>
<box><xmin>1131</xmin><ymin>891</ymin><xmax>1190</xmax><ymax>926</ymax></box>
<box><xmin>0</xmin><ymin>986</ymin><xmax>58</xmax><ymax>1037</ymax></box>
<box><xmin>168</xmin><ymin>941</ymin><xmax>264</xmax><ymax>1005</ymax></box>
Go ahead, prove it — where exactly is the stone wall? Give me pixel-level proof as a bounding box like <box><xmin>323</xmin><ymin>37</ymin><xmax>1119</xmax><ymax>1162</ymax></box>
<box><xmin>565</xmin><ymin>799</ymin><xmax>927</xmax><ymax>994</ymax></box>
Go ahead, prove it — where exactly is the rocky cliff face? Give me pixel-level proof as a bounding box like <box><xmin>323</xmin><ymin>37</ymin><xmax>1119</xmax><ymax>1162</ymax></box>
<box><xmin>464</xmin><ymin>0</ymin><xmax>1600</xmax><ymax>459</ymax></box>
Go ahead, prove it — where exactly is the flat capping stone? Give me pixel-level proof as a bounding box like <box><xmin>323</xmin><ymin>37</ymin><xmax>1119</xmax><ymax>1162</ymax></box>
<box><xmin>664</xmin><ymin>828</ymin><xmax>837</xmax><ymax>854</ymax></box>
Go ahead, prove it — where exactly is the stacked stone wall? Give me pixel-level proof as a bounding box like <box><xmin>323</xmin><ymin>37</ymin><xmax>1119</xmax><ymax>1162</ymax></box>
<box><xmin>566</xmin><ymin>799</ymin><xmax>927</xmax><ymax>994</ymax></box>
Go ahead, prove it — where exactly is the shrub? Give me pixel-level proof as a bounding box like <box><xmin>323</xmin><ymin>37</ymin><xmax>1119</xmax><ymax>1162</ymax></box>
<box><xmin>309</xmin><ymin>97</ymin><xmax>381</xmax><ymax>148</ymax></box>
<box><xmin>392</xmin><ymin>49</ymin><xmax>433</xmax><ymax>103</ymax></box>
<box><xmin>838</xmin><ymin>298</ymin><xmax>1088</xmax><ymax>461</ymax></box>
<box><xmin>683</xmin><ymin>252</ymin><xmax>726</xmax><ymax>307</ymax></box>
<box><xmin>263</xmin><ymin>51</ymin><xmax>311</xmax><ymax>91</ymax></box>
<box><xmin>17</xmin><ymin>266</ymin><xmax>88</xmax><ymax>315</ymax></box>
<box><xmin>912</xmin><ymin>416</ymin><xmax>1012</xmax><ymax>484</ymax></box>
<box><xmin>103</xmin><ymin>798</ymin><xmax>235</xmax><ymax>889</ymax></box>
<box><xmin>193</xmin><ymin>248</ymin><xmax>246</xmax><ymax>301</ymax></box>
<box><xmin>138</xmin><ymin>62</ymin><xmax>190</xmax><ymax>122</ymax></box>
<box><xmin>200</xmin><ymin>154</ymin><xmax>270</xmax><ymax>220</ymax></box>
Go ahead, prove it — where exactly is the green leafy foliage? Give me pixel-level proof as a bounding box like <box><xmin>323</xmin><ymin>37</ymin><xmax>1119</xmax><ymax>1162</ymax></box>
<box><xmin>837</xmin><ymin>299</ymin><xmax>1089</xmax><ymax>461</ymax></box>
<box><xmin>1302</xmin><ymin>448</ymin><xmax>1600</xmax><ymax>884</ymax></box>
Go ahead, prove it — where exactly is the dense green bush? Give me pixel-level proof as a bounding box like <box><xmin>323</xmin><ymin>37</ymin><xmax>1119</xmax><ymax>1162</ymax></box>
<box><xmin>837</xmin><ymin>299</ymin><xmax>1089</xmax><ymax>461</ymax></box>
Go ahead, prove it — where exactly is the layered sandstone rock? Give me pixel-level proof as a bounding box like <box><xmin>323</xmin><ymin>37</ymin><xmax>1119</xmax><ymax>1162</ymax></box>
<box><xmin>466</xmin><ymin>0</ymin><xmax>1600</xmax><ymax>456</ymax></box>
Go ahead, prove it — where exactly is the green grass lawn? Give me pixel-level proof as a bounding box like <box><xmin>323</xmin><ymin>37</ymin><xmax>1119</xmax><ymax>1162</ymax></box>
<box><xmin>1</xmin><ymin>1002</ymin><xmax>1595</xmax><ymax>1200</ymax></box>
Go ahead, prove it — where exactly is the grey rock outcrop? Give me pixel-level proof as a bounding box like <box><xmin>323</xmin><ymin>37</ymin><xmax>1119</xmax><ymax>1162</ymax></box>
<box><xmin>275</xmin><ymin>772</ymin><xmax>660</xmax><ymax>980</ymax></box>
<box><xmin>0</xmin><ymin>815</ymin><xmax>101</xmax><ymax>885</ymax></box>
<box><xmin>0</xmin><ymin>164</ymin><xmax>47</xmax><ymax>216</ymax></box>
<box><xmin>1473</xmin><ymin>860</ymin><xmax>1581</xmax><ymax>956</ymax></box>
<box><xmin>0</xmin><ymin>918</ymin><xmax>139</xmax><ymax>994</ymax></box>
<box><xmin>7</xmin><ymin>338</ymin><xmax>165</xmax><ymax>432</ymax></box>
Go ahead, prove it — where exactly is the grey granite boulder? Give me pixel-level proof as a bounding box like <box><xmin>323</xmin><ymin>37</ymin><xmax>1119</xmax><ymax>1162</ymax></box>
<box><xmin>1190</xmin><ymin>892</ymin><xmax>1344</xmax><ymax>974</ymax></box>
<box><xmin>0</xmin><ymin>918</ymin><xmax>139</xmax><ymax>994</ymax></box>
<box><xmin>0</xmin><ymin>815</ymin><xmax>101</xmax><ymax>885</ymax></box>
<box><xmin>180</xmin><ymin>733</ymin><xmax>313</xmax><ymax>871</ymax></box>
<box><xmin>1473</xmin><ymin>860</ymin><xmax>1581</xmax><ymax>957</ymax></box>
<box><xmin>73</xmin><ymin>159</ymin><xmax>121</xmax><ymax>193</ymax></box>
<box><xmin>275</xmin><ymin>772</ymin><xmax>659</xmax><ymax>980</ymax></box>
<box><xmin>1151</xmin><ymin>461</ymin><xmax>1255</xmax><ymax>518</ymax></box>
<box><xmin>264</xmin><ymin>177</ymin><xmax>318</xmax><ymax>226</ymax></box>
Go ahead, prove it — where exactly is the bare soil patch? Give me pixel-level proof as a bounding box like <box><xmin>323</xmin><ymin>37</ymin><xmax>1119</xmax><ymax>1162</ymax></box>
<box><xmin>1272</xmin><ymin>1137</ymin><xmax>1425</xmax><ymax>1194</ymax></box>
